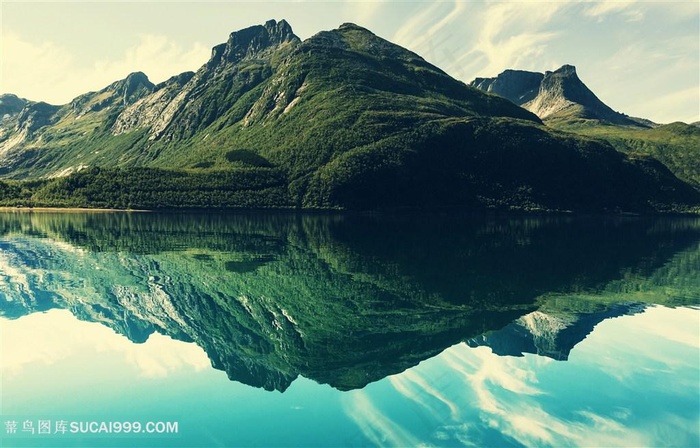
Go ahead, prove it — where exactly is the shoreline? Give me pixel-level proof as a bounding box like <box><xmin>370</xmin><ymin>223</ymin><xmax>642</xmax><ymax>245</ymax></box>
<box><xmin>0</xmin><ymin>207</ymin><xmax>152</xmax><ymax>213</ymax></box>
<box><xmin>0</xmin><ymin>206</ymin><xmax>697</xmax><ymax>217</ymax></box>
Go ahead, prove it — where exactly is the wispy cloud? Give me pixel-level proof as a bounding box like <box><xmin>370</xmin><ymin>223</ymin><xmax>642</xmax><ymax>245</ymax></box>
<box><xmin>342</xmin><ymin>391</ymin><xmax>423</xmax><ymax>447</ymax></box>
<box><xmin>436</xmin><ymin>344</ymin><xmax>654</xmax><ymax>447</ymax></box>
<box><xmin>461</xmin><ymin>1</ymin><xmax>567</xmax><ymax>77</ymax></box>
<box><xmin>583</xmin><ymin>0</ymin><xmax>644</xmax><ymax>22</ymax></box>
<box><xmin>392</xmin><ymin>1</ymin><xmax>452</xmax><ymax>50</ymax></box>
<box><xmin>0</xmin><ymin>32</ymin><xmax>76</xmax><ymax>102</ymax></box>
<box><xmin>342</xmin><ymin>0</ymin><xmax>386</xmax><ymax>25</ymax></box>
<box><xmin>387</xmin><ymin>337</ymin><xmax>698</xmax><ymax>447</ymax></box>
<box><xmin>393</xmin><ymin>1</ymin><xmax>467</xmax><ymax>52</ymax></box>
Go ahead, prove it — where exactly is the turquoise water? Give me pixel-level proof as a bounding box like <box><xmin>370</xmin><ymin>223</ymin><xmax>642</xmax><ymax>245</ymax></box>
<box><xmin>0</xmin><ymin>212</ymin><xmax>698</xmax><ymax>447</ymax></box>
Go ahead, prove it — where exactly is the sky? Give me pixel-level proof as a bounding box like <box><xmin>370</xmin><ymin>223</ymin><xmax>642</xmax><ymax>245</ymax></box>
<box><xmin>0</xmin><ymin>1</ymin><xmax>698</xmax><ymax>124</ymax></box>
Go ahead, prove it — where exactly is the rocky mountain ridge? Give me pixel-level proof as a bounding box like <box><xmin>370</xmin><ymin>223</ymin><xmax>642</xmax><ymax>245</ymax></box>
<box><xmin>470</xmin><ymin>65</ymin><xmax>644</xmax><ymax>126</ymax></box>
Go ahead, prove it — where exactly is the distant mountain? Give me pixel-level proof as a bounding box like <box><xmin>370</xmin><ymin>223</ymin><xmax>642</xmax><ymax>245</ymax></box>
<box><xmin>470</xmin><ymin>65</ymin><xmax>642</xmax><ymax>126</ymax></box>
<box><xmin>0</xmin><ymin>20</ymin><xmax>698</xmax><ymax>213</ymax></box>
<box><xmin>471</xmin><ymin>65</ymin><xmax>700</xmax><ymax>192</ymax></box>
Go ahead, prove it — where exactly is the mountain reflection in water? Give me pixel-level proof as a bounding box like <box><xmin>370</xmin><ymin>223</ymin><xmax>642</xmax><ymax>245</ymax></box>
<box><xmin>0</xmin><ymin>211</ymin><xmax>698</xmax><ymax>392</ymax></box>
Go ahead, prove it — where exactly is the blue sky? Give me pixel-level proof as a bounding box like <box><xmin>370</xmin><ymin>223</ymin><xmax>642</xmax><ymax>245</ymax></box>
<box><xmin>1</xmin><ymin>1</ymin><xmax>698</xmax><ymax>123</ymax></box>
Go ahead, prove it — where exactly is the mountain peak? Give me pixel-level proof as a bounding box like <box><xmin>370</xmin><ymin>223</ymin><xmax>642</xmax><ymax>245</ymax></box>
<box><xmin>471</xmin><ymin>64</ymin><xmax>642</xmax><ymax>126</ymax></box>
<box><xmin>548</xmin><ymin>64</ymin><xmax>577</xmax><ymax>76</ymax></box>
<box><xmin>263</xmin><ymin>18</ymin><xmax>295</xmax><ymax>41</ymax></box>
<box><xmin>338</xmin><ymin>22</ymin><xmax>369</xmax><ymax>32</ymax></box>
<box><xmin>0</xmin><ymin>94</ymin><xmax>28</xmax><ymax>118</ymax></box>
<box><xmin>526</xmin><ymin>64</ymin><xmax>631</xmax><ymax>122</ymax></box>
<box><xmin>125</xmin><ymin>71</ymin><xmax>150</xmax><ymax>84</ymax></box>
<box><xmin>122</xmin><ymin>71</ymin><xmax>155</xmax><ymax>105</ymax></box>
<box><xmin>209</xmin><ymin>19</ymin><xmax>300</xmax><ymax>66</ymax></box>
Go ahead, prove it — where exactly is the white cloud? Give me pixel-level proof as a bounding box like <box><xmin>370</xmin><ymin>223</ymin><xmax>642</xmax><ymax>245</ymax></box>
<box><xmin>582</xmin><ymin>31</ymin><xmax>700</xmax><ymax>123</ymax></box>
<box><xmin>632</xmin><ymin>306</ymin><xmax>700</xmax><ymax>348</ymax></box>
<box><xmin>1</xmin><ymin>309</ymin><xmax>210</xmax><ymax>379</ymax></box>
<box><xmin>576</xmin><ymin>306</ymin><xmax>700</xmax><ymax>385</ymax></box>
<box><xmin>1</xmin><ymin>1</ymin><xmax>697</xmax><ymax>122</ymax></box>
<box><xmin>583</xmin><ymin>0</ymin><xmax>644</xmax><ymax>22</ymax></box>
<box><xmin>391</xmin><ymin>333</ymin><xmax>700</xmax><ymax>447</ymax></box>
<box><xmin>462</xmin><ymin>2</ymin><xmax>567</xmax><ymax>77</ymax></box>
<box><xmin>1</xmin><ymin>31</ymin><xmax>209</xmax><ymax>105</ymax></box>
<box><xmin>392</xmin><ymin>1</ymin><xmax>451</xmax><ymax>51</ymax></box>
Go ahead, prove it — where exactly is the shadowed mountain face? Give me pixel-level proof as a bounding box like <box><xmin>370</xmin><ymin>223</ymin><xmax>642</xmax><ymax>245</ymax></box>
<box><xmin>470</xmin><ymin>70</ymin><xmax>544</xmax><ymax>106</ymax></box>
<box><xmin>0</xmin><ymin>95</ymin><xmax>27</xmax><ymax>119</ymax></box>
<box><xmin>1</xmin><ymin>212</ymin><xmax>699</xmax><ymax>391</ymax></box>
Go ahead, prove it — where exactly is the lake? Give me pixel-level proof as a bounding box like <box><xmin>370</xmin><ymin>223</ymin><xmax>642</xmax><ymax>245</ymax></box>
<box><xmin>0</xmin><ymin>211</ymin><xmax>698</xmax><ymax>447</ymax></box>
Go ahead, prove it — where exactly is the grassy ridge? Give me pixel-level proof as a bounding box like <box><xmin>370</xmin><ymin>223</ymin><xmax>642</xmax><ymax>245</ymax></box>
<box><xmin>548</xmin><ymin>120</ymin><xmax>700</xmax><ymax>190</ymax></box>
<box><xmin>1</xmin><ymin>118</ymin><xmax>698</xmax><ymax>213</ymax></box>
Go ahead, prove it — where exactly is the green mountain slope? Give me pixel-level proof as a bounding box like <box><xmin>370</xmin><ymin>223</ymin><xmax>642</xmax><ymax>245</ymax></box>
<box><xmin>470</xmin><ymin>66</ymin><xmax>699</xmax><ymax>194</ymax></box>
<box><xmin>0</xmin><ymin>20</ymin><xmax>698</xmax><ymax>212</ymax></box>
<box><xmin>547</xmin><ymin>121</ymin><xmax>700</xmax><ymax>190</ymax></box>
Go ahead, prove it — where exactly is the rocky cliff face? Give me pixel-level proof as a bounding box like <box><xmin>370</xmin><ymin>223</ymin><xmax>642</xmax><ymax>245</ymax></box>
<box><xmin>0</xmin><ymin>94</ymin><xmax>27</xmax><ymax>119</ymax></box>
<box><xmin>470</xmin><ymin>65</ymin><xmax>643</xmax><ymax>126</ymax></box>
<box><xmin>110</xmin><ymin>71</ymin><xmax>194</xmax><ymax>136</ymax></box>
<box><xmin>114</xmin><ymin>19</ymin><xmax>301</xmax><ymax>142</ymax></box>
<box><xmin>524</xmin><ymin>65</ymin><xmax>639</xmax><ymax>124</ymax></box>
<box><xmin>470</xmin><ymin>69</ymin><xmax>543</xmax><ymax>105</ymax></box>
<box><xmin>70</xmin><ymin>71</ymin><xmax>155</xmax><ymax>118</ymax></box>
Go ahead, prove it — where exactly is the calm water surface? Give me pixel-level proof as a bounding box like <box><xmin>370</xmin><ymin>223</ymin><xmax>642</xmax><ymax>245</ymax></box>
<box><xmin>0</xmin><ymin>212</ymin><xmax>698</xmax><ymax>447</ymax></box>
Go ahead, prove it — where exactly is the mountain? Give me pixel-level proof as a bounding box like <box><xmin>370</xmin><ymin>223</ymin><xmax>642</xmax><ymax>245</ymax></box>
<box><xmin>471</xmin><ymin>65</ymin><xmax>700</xmax><ymax>192</ymax></box>
<box><xmin>0</xmin><ymin>94</ymin><xmax>27</xmax><ymax>118</ymax></box>
<box><xmin>470</xmin><ymin>65</ymin><xmax>642</xmax><ymax>126</ymax></box>
<box><xmin>0</xmin><ymin>21</ymin><xmax>698</xmax><ymax>213</ymax></box>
